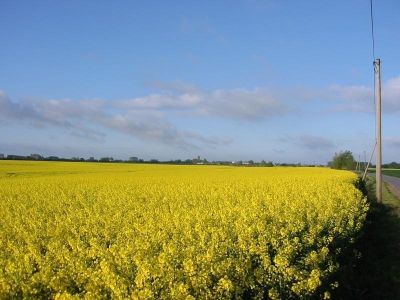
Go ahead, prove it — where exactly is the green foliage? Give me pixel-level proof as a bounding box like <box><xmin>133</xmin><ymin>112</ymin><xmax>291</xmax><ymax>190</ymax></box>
<box><xmin>383</xmin><ymin>162</ymin><xmax>400</xmax><ymax>169</ymax></box>
<box><xmin>369</xmin><ymin>169</ymin><xmax>400</xmax><ymax>178</ymax></box>
<box><xmin>329</xmin><ymin>150</ymin><xmax>356</xmax><ymax>170</ymax></box>
<box><xmin>260</xmin><ymin>160</ymin><xmax>274</xmax><ymax>167</ymax></box>
<box><xmin>383</xmin><ymin>169</ymin><xmax>400</xmax><ymax>178</ymax></box>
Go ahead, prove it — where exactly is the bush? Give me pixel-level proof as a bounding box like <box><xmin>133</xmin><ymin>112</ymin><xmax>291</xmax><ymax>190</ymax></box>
<box><xmin>329</xmin><ymin>150</ymin><xmax>356</xmax><ymax>170</ymax></box>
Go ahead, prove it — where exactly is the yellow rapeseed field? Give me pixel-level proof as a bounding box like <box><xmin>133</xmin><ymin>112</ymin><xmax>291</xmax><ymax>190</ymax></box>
<box><xmin>0</xmin><ymin>161</ymin><xmax>368</xmax><ymax>299</ymax></box>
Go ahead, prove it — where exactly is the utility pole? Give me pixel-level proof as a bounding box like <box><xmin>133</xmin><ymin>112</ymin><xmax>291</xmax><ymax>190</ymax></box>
<box><xmin>375</xmin><ymin>58</ymin><xmax>382</xmax><ymax>203</ymax></box>
<box><xmin>364</xmin><ymin>150</ymin><xmax>367</xmax><ymax>172</ymax></box>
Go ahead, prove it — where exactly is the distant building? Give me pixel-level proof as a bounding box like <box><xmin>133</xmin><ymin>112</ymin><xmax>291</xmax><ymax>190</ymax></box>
<box><xmin>129</xmin><ymin>156</ymin><xmax>139</xmax><ymax>162</ymax></box>
<box><xmin>88</xmin><ymin>157</ymin><xmax>95</xmax><ymax>161</ymax></box>
<box><xmin>192</xmin><ymin>155</ymin><xmax>201</xmax><ymax>164</ymax></box>
<box><xmin>0</xmin><ymin>154</ymin><xmax>4</xmax><ymax>159</ymax></box>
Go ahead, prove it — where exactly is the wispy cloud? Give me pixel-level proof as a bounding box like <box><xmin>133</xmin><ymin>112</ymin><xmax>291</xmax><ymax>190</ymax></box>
<box><xmin>118</xmin><ymin>85</ymin><xmax>292</xmax><ymax>120</ymax></box>
<box><xmin>303</xmin><ymin>76</ymin><xmax>400</xmax><ymax>113</ymax></box>
<box><xmin>138</xmin><ymin>76</ymin><xmax>400</xmax><ymax>119</ymax></box>
<box><xmin>276</xmin><ymin>133</ymin><xmax>335</xmax><ymax>150</ymax></box>
<box><xmin>384</xmin><ymin>136</ymin><xmax>400</xmax><ymax>148</ymax></box>
<box><xmin>0</xmin><ymin>90</ymin><xmax>231</xmax><ymax>149</ymax></box>
<box><xmin>1</xmin><ymin>75</ymin><xmax>398</xmax><ymax>152</ymax></box>
<box><xmin>298</xmin><ymin>135</ymin><xmax>335</xmax><ymax>150</ymax></box>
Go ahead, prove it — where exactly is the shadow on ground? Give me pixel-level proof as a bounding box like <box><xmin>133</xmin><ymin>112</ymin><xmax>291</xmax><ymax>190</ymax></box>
<box><xmin>335</xmin><ymin>186</ymin><xmax>400</xmax><ymax>299</ymax></box>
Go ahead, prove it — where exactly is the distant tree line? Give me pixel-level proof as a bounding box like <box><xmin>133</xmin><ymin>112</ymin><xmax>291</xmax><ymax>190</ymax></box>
<box><xmin>0</xmin><ymin>154</ymin><xmax>143</xmax><ymax>164</ymax></box>
<box><xmin>0</xmin><ymin>153</ymin><xmax>325</xmax><ymax>167</ymax></box>
<box><xmin>329</xmin><ymin>150</ymin><xmax>400</xmax><ymax>171</ymax></box>
<box><xmin>382</xmin><ymin>161</ymin><xmax>400</xmax><ymax>169</ymax></box>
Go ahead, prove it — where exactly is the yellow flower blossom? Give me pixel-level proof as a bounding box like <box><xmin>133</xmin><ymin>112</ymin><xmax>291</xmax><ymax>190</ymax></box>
<box><xmin>0</xmin><ymin>161</ymin><xmax>368</xmax><ymax>298</ymax></box>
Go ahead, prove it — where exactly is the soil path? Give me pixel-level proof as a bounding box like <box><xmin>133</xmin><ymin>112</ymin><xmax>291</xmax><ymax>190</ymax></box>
<box><xmin>383</xmin><ymin>174</ymin><xmax>400</xmax><ymax>198</ymax></box>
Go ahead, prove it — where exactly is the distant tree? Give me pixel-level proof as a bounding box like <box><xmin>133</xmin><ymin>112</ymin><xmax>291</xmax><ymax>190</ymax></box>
<box><xmin>260</xmin><ymin>160</ymin><xmax>273</xmax><ymax>167</ymax></box>
<box><xmin>329</xmin><ymin>150</ymin><xmax>356</xmax><ymax>170</ymax></box>
<box><xmin>47</xmin><ymin>156</ymin><xmax>59</xmax><ymax>161</ymax></box>
<box><xmin>30</xmin><ymin>153</ymin><xmax>43</xmax><ymax>160</ymax></box>
<box><xmin>383</xmin><ymin>161</ymin><xmax>400</xmax><ymax>169</ymax></box>
<box><xmin>7</xmin><ymin>155</ymin><xmax>28</xmax><ymax>160</ymax></box>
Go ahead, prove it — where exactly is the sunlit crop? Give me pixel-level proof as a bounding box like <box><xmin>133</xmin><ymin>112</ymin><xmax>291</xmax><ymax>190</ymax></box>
<box><xmin>0</xmin><ymin>161</ymin><xmax>368</xmax><ymax>299</ymax></box>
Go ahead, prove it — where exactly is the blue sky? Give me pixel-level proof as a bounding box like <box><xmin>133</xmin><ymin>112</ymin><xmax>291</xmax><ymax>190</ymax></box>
<box><xmin>1</xmin><ymin>0</ymin><xmax>399</xmax><ymax>163</ymax></box>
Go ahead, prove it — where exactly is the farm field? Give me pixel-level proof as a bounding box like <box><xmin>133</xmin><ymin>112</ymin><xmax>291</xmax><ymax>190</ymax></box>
<box><xmin>382</xmin><ymin>169</ymin><xmax>400</xmax><ymax>178</ymax></box>
<box><xmin>0</xmin><ymin>161</ymin><xmax>368</xmax><ymax>299</ymax></box>
<box><xmin>369</xmin><ymin>168</ymin><xmax>400</xmax><ymax>178</ymax></box>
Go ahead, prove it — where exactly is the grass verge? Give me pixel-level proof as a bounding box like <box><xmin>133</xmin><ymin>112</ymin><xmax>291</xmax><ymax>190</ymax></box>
<box><xmin>335</xmin><ymin>177</ymin><xmax>400</xmax><ymax>299</ymax></box>
<box><xmin>368</xmin><ymin>169</ymin><xmax>400</xmax><ymax>178</ymax></box>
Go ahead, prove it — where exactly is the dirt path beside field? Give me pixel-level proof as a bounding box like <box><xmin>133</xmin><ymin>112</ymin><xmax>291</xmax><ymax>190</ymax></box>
<box><xmin>383</xmin><ymin>175</ymin><xmax>400</xmax><ymax>199</ymax></box>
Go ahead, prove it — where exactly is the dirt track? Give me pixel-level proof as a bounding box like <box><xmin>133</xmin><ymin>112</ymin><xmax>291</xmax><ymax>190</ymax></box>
<box><xmin>383</xmin><ymin>174</ymin><xmax>400</xmax><ymax>198</ymax></box>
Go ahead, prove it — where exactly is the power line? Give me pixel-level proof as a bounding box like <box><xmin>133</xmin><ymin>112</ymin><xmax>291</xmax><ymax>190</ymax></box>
<box><xmin>370</xmin><ymin>0</ymin><xmax>376</xmax><ymax>60</ymax></box>
<box><xmin>364</xmin><ymin>0</ymin><xmax>379</xmax><ymax>187</ymax></box>
<box><xmin>370</xmin><ymin>0</ymin><xmax>377</xmax><ymax>138</ymax></box>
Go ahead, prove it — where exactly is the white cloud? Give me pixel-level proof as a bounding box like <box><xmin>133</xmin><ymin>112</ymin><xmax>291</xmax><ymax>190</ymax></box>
<box><xmin>311</xmin><ymin>76</ymin><xmax>400</xmax><ymax>113</ymax></box>
<box><xmin>298</xmin><ymin>135</ymin><xmax>335</xmax><ymax>150</ymax></box>
<box><xmin>384</xmin><ymin>136</ymin><xmax>400</xmax><ymax>148</ymax></box>
<box><xmin>1</xmin><ymin>75</ymin><xmax>398</xmax><ymax>153</ymax></box>
<box><xmin>0</xmin><ymin>90</ymin><xmax>231</xmax><ymax>149</ymax></box>
<box><xmin>134</xmin><ymin>76</ymin><xmax>400</xmax><ymax>118</ymax></box>
<box><xmin>383</xmin><ymin>77</ymin><xmax>400</xmax><ymax>112</ymax></box>
<box><xmin>117</xmin><ymin>86</ymin><xmax>291</xmax><ymax>120</ymax></box>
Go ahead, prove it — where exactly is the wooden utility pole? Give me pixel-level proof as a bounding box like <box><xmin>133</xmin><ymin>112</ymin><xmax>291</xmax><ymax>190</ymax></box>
<box><xmin>375</xmin><ymin>58</ymin><xmax>382</xmax><ymax>203</ymax></box>
<box><xmin>364</xmin><ymin>150</ymin><xmax>367</xmax><ymax>172</ymax></box>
